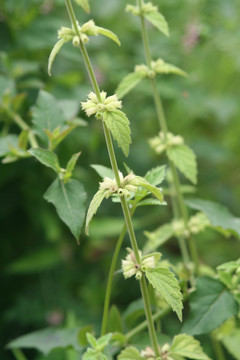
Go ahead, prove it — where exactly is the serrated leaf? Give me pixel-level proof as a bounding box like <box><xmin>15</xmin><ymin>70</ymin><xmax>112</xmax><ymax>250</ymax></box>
<box><xmin>144</xmin><ymin>165</ymin><xmax>166</xmax><ymax>186</ymax></box>
<box><xmin>44</xmin><ymin>179</ymin><xmax>87</xmax><ymax>241</ymax></box>
<box><xmin>143</xmin><ymin>223</ymin><xmax>174</xmax><ymax>253</ymax></box>
<box><xmin>74</xmin><ymin>0</ymin><xmax>90</xmax><ymax>13</ymax></box>
<box><xmin>145</xmin><ymin>11</ymin><xmax>169</xmax><ymax>36</ymax></box>
<box><xmin>146</xmin><ymin>266</ymin><xmax>183</xmax><ymax>321</ymax></box>
<box><xmin>0</xmin><ymin>135</ymin><xmax>18</xmax><ymax>156</ymax></box>
<box><xmin>29</xmin><ymin>148</ymin><xmax>60</xmax><ymax>173</ymax></box>
<box><xmin>116</xmin><ymin>72</ymin><xmax>143</xmax><ymax>99</ymax></box>
<box><xmin>185</xmin><ymin>198</ymin><xmax>240</xmax><ymax>238</ymax></box>
<box><xmin>85</xmin><ymin>188</ymin><xmax>107</xmax><ymax>235</ymax></box>
<box><xmin>167</xmin><ymin>145</ymin><xmax>197</xmax><ymax>184</ymax></box>
<box><xmin>182</xmin><ymin>277</ymin><xmax>239</xmax><ymax>335</ymax></box>
<box><xmin>136</xmin><ymin>177</ymin><xmax>164</xmax><ymax>202</ymax></box>
<box><xmin>32</xmin><ymin>90</ymin><xmax>66</xmax><ymax>145</ymax></box>
<box><xmin>66</xmin><ymin>152</ymin><xmax>81</xmax><ymax>174</ymax></box>
<box><xmin>170</xmin><ymin>334</ymin><xmax>211</xmax><ymax>360</ymax></box>
<box><xmin>103</xmin><ymin>110</ymin><xmax>131</xmax><ymax>157</ymax></box>
<box><xmin>96</xmin><ymin>26</ymin><xmax>120</xmax><ymax>46</ymax></box>
<box><xmin>221</xmin><ymin>329</ymin><xmax>240</xmax><ymax>360</ymax></box>
<box><xmin>91</xmin><ymin>164</ymin><xmax>114</xmax><ymax>179</ymax></box>
<box><xmin>7</xmin><ymin>328</ymin><xmax>82</xmax><ymax>355</ymax></box>
<box><xmin>48</xmin><ymin>38</ymin><xmax>66</xmax><ymax>76</ymax></box>
<box><xmin>118</xmin><ymin>346</ymin><xmax>143</xmax><ymax>360</ymax></box>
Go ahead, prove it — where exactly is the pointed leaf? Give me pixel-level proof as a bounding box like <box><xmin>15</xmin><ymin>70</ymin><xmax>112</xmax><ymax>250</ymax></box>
<box><xmin>137</xmin><ymin>198</ymin><xmax>166</xmax><ymax>207</ymax></box>
<box><xmin>145</xmin><ymin>11</ymin><xmax>169</xmax><ymax>36</ymax></box>
<box><xmin>44</xmin><ymin>179</ymin><xmax>87</xmax><ymax>241</ymax></box>
<box><xmin>167</xmin><ymin>145</ymin><xmax>197</xmax><ymax>184</ymax></box>
<box><xmin>96</xmin><ymin>333</ymin><xmax>112</xmax><ymax>350</ymax></box>
<box><xmin>103</xmin><ymin>110</ymin><xmax>131</xmax><ymax>157</ymax></box>
<box><xmin>85</xmin><ymin>188</ymin><xmax>107</xmax><ymax>235</ymax></box>
<box><xmin>32</xmin><ymin>90</ymin><xmax>66</xmax><ymax>145</ymax></box>
<box><xmin>29</xmin><ymin>148</ymin><xmax>60</xmax><ymax>173</ymax></box>
<box><xmin>170</xmin><ymin>334</ymin><xmax>211</xmax><ymax>360</ymax></box>
<box><xmin>91</xmin><ymin>164</ymin><xmax>114</xmax><ymax>179</ymax></box>
<box><xmin>116</xmin><ymin>72</ymin><xmax>143</xmax><ymax>99</ymax></box>
<box><xmin>144</xmin><ymin>165</ymin><xmax>166</xmax><ymax>186</ymax></box>
<box><xmin>136</xmin><ymin>177</ymin><xmax>164</xmax><ymax>202</ymax></box>
<box><xmin>48</xmin><ymin>38</ymin><xmax>66</xmax><ymax>76</ymax></box>
<box><xmin>221</xmin><ymin>329</ymin><xmax>240</xmax><ymax>360</ymax></box>
<box><xmin>108</xmin><ymin>305</ymin><xmax>123</xmax><ymax>333</ymax></box>
<box><xmin>0</xmin><ymin>135</ymin><xmax>18</xmax><ymax>157</ymax></box>
<box><xmin>86</xmin><ymin>333</ymin><xmax>98</xmax><ymax>349</ymax></box>
<box><xmin>66</xmin><ymin>152</ymin><xmax>81</xmax><ymax>174</ymax></box>
<box><xmin>153</xmin><ymin>59</ymin><xmax>186</xmax><ymax>77</ymax></box>
<box><xmin>118</xmin><ymin>346</ymin><xmax>143</xmax><ymax>360</ymax></box>
<box><xmin>185</xmin><ymin>198</ymin><xmax>240</xmax><ymax>238</ymax></box>
<box><xmin>96</xmin><ymin>26</ymin><xmax>120</xmax><ymax>46</ymax></box>
<box><xmin>74</xmin><ymin>0</ymin><xmax>90</xmax><ymax>13</ymax></box>
<box><xmin>146</xmin><ymin>266</ymin><xmax>183</xmax><ymax>321</ymax></box>
<box><xmin>182</xmin><ymin>277</ymin><xmax>239</xmax><ymax>335</ymax></box>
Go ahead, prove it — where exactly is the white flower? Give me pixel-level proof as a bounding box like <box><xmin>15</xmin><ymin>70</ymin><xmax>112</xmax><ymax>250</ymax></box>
<box><xmin>81</xmin><ymin>91</ymin><xmax>122</xmax><ymax>118</ymax></box>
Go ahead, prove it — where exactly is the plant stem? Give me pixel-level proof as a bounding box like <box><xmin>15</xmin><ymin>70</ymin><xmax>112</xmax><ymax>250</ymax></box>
<box><xmin>137</xmin><ymin>0</ymin><xmax>200</xmax><ymax>275</ymax></box>
<box><xmin>11</xmin><ymin>112</ymin><xmax>38</xmax><ymax>148</ymax></box>
<box><xmin>65</xmin><ymin>0</ymin><xmax>160</xmax><ymax>354</ymax></box>
<box><xmin>211</xmin><ymin>335</ymin><xmax>226</xmax><ymax>360</ymax></box>
<box><xmin>11</xmin><ymin>349</ymin><xmax>28</xmax><ymax>360</ymax></box>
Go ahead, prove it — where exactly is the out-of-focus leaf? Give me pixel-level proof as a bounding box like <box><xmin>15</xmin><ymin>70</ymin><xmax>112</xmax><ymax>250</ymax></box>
<box><xmin>144</xmin><ymin>165</ymin><xmax>166</xmax><ymax>186</ymax></box>
<box><xmin>145</xmin><ymin>10</ymin><xmax>169</xmax><ymax>37</ymax></box>
<box><xmin>91</xmin><ymin>164</ymin><xmax>114</xmax><ymax>179</ymax></box>
<box><xmin>29</xmin><ymin>148</ymin><xmax>60</xmax><ymax>173</ymax></box>
<box><xmin>85</xmin><ymin>188</ymin><xmax>107</xmax><ymax>235</ymax></box>
<box><xmin>116</xmin><ymin>72</ymin><xmax>143</xmax><ymax>99</ymax></box>
<box><xmin>107</xmin><ymin>305</ymin><xmax>123</xmax><ymax>333</ymax></box>
<box><xmin>0</xmin><ymin>135</ymin><xmax>18</xmax><ymax>157</ymax></box>
<box><xmin>74</xmin><ymin>0</ymin><xmax>90</xmax><ymax>13</ymax></box>
<box><xmin>144</xmin><ymin>223</ymin><xmax>174</xmax><ymax>253</ymax></box>
<box><xmin>96</xmin><ymin>27</ymin><xmax>120</xmax><ymax>46</ymax></box>
<box><xmin>221</xmin><ymin>329</ymin><xmax>240</xmax><ymax>360</ymax></box>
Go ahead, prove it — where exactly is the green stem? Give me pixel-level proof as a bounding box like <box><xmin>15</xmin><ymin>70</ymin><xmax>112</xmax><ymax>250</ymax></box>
<box><xmin>11</xmin><ymin>349</ymin><xmax>28</xmax><ymax>360</ymax></box>
<box><xmin>101</xmin><ymin>223</ymin><xmax>127</xmax><ymax>335</ymax></box>
<box><xmin>11</xmin><ymin>113</ymin><xmax>38</xmax><ymax>148</ymax></box>
<box><xmin>64</xmin><ymin>0</ymin><xmax>160</xmax><ymax>354</ymax></box>
<box><xmin>211</xmin><ymin>335</ymin><xmax>226</xmax><ymax>360</ymax></box>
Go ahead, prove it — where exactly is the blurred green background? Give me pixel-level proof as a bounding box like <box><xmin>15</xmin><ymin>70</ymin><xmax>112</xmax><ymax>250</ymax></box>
<box><xmin>1</xmin><ymin>0</ymin><xmax>240</xmax><ymax>359</ymax></box>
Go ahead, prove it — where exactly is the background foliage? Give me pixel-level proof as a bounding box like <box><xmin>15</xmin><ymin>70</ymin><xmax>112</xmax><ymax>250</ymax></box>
<box><xmin>1</xmin><ymin>0</ymin><xmax>240</xmax><ymax>358</ymax></box>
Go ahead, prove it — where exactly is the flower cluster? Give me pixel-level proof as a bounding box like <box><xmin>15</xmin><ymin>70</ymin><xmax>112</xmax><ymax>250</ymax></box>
<box><xmin>100</xmin><ymin>172</ymin><xmax>139</xmax><ymax>198</ymax></box>
<box><xmin>58</xmin><ymin>20</ymin><xmax>99</xmax><ymax>47</ymax></box>
<box><xmin>81</xmin><ymin>91</ymin><xmax>122</xmax><ymax>119</ymax></box>
<box><xmin>135</xmin><ymin>64</ymin><xmax>155</xmax><ymax>79</ymax></box>
<box><xmin>172</xmin><ymin>212</ymin><xmax>209</xmax><ymax>238</ymax></box>
<box><xmin>140</xmin><ymin>343</ymin><xmax>172</xmax><ymax>360</ymax></box>
<box><xmin>126</xmin><ymin>2</ymin><xmax>157</xmax><ymax>16</ymax></box>
<box><xmin>149</xmin><ymin>131</ymin><xmax>184</xmax><ymax>154</ymax></box>
<box><xmin>122</xmin><ymin>248</ymin><xmax>161</xmax><ymax>280</ymax></box>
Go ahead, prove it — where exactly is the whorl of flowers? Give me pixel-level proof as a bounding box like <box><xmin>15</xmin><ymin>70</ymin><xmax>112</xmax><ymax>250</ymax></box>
<box><xmin>81</xmin><ymin>91</ymin><xmax>122</xmax><ymax>119</ymax></box>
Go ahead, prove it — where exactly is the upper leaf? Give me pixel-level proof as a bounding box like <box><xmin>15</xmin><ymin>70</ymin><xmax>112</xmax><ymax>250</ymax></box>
<box><xmin>85</xmin><ymin>188</ymin><xmax>107</xmax><ymax>235</ymax></box>
<box><xmin>48</xmin><ymin>38</ymin><xmax>66</xmax><ymax>76</ymax></box>
<box><xmin>44</xmin><ymin>178</ymin><xmax>87</xmax><ymax>242</ymax></box>
<box><xmin>91</xmin><ymin>164</ymin><xmax>114</xmax><ymax>179</ymax></box>
<box><xmin>29</xmin><ymin>148</ymin><xmax>60</xmax><ymax>173</ymax></box>
<box><xmin>185</xmin><ymin>198</ymin><xmax>240</xmax><ymax>238</ymax></box>
<box><xmin>152</xmin><ymin>58</ymin><xmax>186</xmax><ymax>77</ymax></box>
<box><xmin>146</xmin><ymin>266</ymin><xmax>183</xmax><ymax>321</ymax></box>
<box><xmin>144</xmin><ymin>165</ymin><xmax>166</xmax><ymax>186</ymax></box>
<box><xmin>74</xmin><ymin>0</ymin><xmax>90</xmax><ymax>13</ymax></box>
<box><xmin>145</xmin><ymin>10</ymin><xmax>169</xmax><ymax>37</ymax></box>
<box><xmin>96</xmin><ymin>26</ymin><xmax>121</xmax><ymax>46</ymax></box>
<box><xmin>32</xmin><ymin>91</ymin><xmax>66</xmax><ymax>145</ymax></box>
<box><xmin>103</xmin><ymin>110</ymin><xmax>131</xmax><ymax>157</ymax></box>
<box><xmin>116</xmin><ymin>72</ymin><xmax>143</xmax><ymax>99</ymax></box>
<box><xmin>182</xmin><ymin>277</ymin><xmax>239</xmax><ymax>335</ymax></box>
<box><xmin>118</xmin><ymin>346</ymin><xmax>143</xmax><ymax>360</ymax></box>
<box><xmin>170</xmin><ymin>334</ymin><xmax>211</xmax><ymax>360</ymax></box>
<box><xmin>0</xmin><ymin>134</ymin><xmax>18</xmax><ymax>157</ymax></box>
<box><xmin>135</xmin><ymin>176</ymin><xmax>164</xmax><ymax>202</ymax></box>
<box><xmin>167</xmin><ymin>144</ymin><xmax>197</xmax><ymax>185</ymax></box>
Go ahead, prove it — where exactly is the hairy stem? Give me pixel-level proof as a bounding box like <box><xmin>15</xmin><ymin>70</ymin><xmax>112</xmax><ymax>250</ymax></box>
<box><xmin>65</xmin><ymin>0</ymin><xmax>160</xmax><ymax>354</ymax></box>
<box><xmin>11</xmin><ymin>112</ymin><xmax>38</xmax><ymax>148</ymax></box>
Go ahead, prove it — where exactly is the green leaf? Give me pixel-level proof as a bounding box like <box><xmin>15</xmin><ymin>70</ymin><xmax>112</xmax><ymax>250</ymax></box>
<box><xmin>144</xmin><ymin>223</ymin><xmax>174</xmax><ymax>253</ymax></box>
<box><xmin>48</xmin><ymin>38</ymin><xmax>66</xmax><ymax>76</ymax></box>
<box><xmin>170</xmin><ymin>334</ymin><xmax>211</xmax><ymax>360</ymax></box>
<box><xmin>167</xmin><ymin>145</ymin><xmax>197</xmax><ymax>184</ymax></box>
<box><xmin>153</xmin><ymin>59</ymin><xmax>186</xmax><ymax>77</ymax></box>
<box><xmin>18</xmin><ymin>130</ymin><xmax>29</xmax><ymax>150</ymax></box>
<box><xmin>86</xmin><ymin>333</ymin><xmax>98</xmax><ymax>349</ymax></box>
<box><xmin>7</xmin><ymin>327</ymin><xmax>82</xmax><ymax>355</ymax></box>
<box><xmin>116</xmin><ymin>72</ymin><xmax>143</xmax><ymax>99</ymax></box>
<box><xmin>144</xmin><ymin>165</ymin><xmax>166</xmax><ymax>186</ymax></box>
<box><xmin>66</xmin><ymin>152</ymin><xmax>81</xmax><ymax>174</ymax></box>
<box><xmin>146</xmin><ymin>266</ymin><xmax>183</xmax><ymax>321</ymax></box>
<box><xmin>137</xmin><ymin>198</ymin><xmax>166</xmax><ymax>207</ymax></box>
<box><xmin>29</xmin><ymin>148</ymin><xmax>60</xmax><ymax>173</ymax></box>
<box><xmin>103</xmin><ymin>110</ymin><xmax>131</xmax><ymax>157</ymax></box>
<box><xmin>123</xmin><ymin>299</ymin><xmax>145</xmax><ymax>329</ymax></box>
<box><xmin>118</xmin><ymin>346</ymin><xmax>143</xmax><ymax>360</ymax></box>
<box><xmin>85</xmin><ymin>188</ymin><xmax>107</xmax><ymax>235</ymax></box>
<box><xmin>145</xmin><ymin>11</ymin><xmax>169</xmax><ymax>36</ymax></box>
<box><xmin>32</xmin><ymin>90</ymin><xmax>66</xmax><ymax>145</ymax></box>
<box><xmin>44</xmin><ymin>179</ymin><xmax>87</xmax><ymax>242</ymax></box>
<box><xmin>0</xmin><ymin>135</ymin><xmax>18</xmax><ymax>157</ymax></box>
<box><xmin>96</xmin><ymin>26</ymin><xmax>120</xmax><ymax>46</ymax></box>
<box><xmin>182</xmin><ymin>277</ymin><xmax>239</xmax><ymax>335</ymax></box>
<box><xmin>74</xmin><ymin>0</ymin><xmax>90</xmax><ymax>13</ymax></box>
<box><xmin>136</xmin><ymin>177</ymin><xmax>164</xmax><ymax>202</ymax></box>
<box><xmin>96</xmin><ymin>333</ymin><xmax>112</xmax><ymax>350</ymax></box>
<box><xmin>91</xmin><ymin>164</ymin><xmax>114</xmax><ymax>179</ymax></box>
<box><xmin>185</xmin><ymin>198</ymin><xmax>240</xmax><ymax>238</ymax></box>
<box><xmin>107</xmin><ymin>305</ymin><xmax>123</xmax><ymax>333</ymax></box>
<box><xmin>221</xmin><ymin>329</ymin><xmax>240</xmax><ymax>360</ymax></box>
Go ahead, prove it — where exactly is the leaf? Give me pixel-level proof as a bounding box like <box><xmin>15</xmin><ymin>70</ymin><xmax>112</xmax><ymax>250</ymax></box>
<box><xmin>103</xmin><ymin>110</ymin><xmax>131</xmax><ymax>157</ymax></box>
<box><xmin>182</xmin><ymin>277</ymin><xmax>239</xmax><ymax>335</ymax></box>
<box><xmin>167</xmin><ymin>145</ymin><xmax>197</xmax><ymax>185</ymax></box>
<box><xmin>143</xmin><ymin>223</ymin><xmax>174</xmax><ymax>253</ymax></box>
<box><xmin>144</xmin><ymin>165</ymin><xmax>166</xmax><ymax>186</ymax></box>
<box><xmin>123</xmin><ymin>299</ymin><xmax>145</xmax><ymax>329</ymax></box>
<box><xmin>96</xmin><ymin>333</ymin><xmax>112</xmax><ymax>350</ymax></box>
<box><xmin>118</xmin><ymin>346</ymin><xmax>143</xmax><ymax>360</ymax></box>
<box><xmin>86</xmin><ymin>333</ymin><xmax>98</xmax><ymax>349</ymax></box>
<box><xmin>137</xmin><ymin>198</ymin><xmax>166</xmax><ymax>207</ymax></box>
<box><xmin>170</xmin><ymin>334</ymin><xmax>211</xmax><ymax>360</ymax></box>
<box><xmin>145</xmin><ymin>11</ymin><xmax>169</xmax><ymax>37</ymax></box>
<box><xmin>44</xmin><ymin>179</ymin><xmax>87</xmax><ymax>241</ymax></box>
<box><xmin>185</xmin><ymin>198</ymin><xmax>240</xmax><ymax>238</ymax></box>
<box><xmin>0</xmin><ymin>135</ymin><xmax>18</xmax><ymax>157</ymax></box>
<box><xmin>74</xmin><ymin>0</ymin><xmax>90</xmax><ymax>13</ymax></box>
<box><xmin>66</xmin><ymin>152</ymin><xmax>81</xmax><ymax>174</ymax></box>
<box><xmin>32</xmin><ymin>90</ymin><xmax>66</xmax><ymax>145</ymax></box>
<box><xmin>153</xmin><ymin>59</ymin><xmax>186</xmax><ymax>77</ymax></box>
<box><xmin>116</xmin><ymin>72</ymin><xmax>143</xmax><ymax>99</ymax></box>
<box><xmin>107</xmin><ymin>305</ymin><xmax>123</xmax><ymax>333</ymax></box>
<box><xmin>7</xmin><ymin>327</ymin><xmax>82</xmax><ymax>355</ymax></box>
<box><xmin>146</xmin><ymin>266</ymin><xmax>183</xmax><ymax>321</ymax></box>
<box><xmin>18</xmin><ymin>130</ymin><xmax>29</xmax><ymax>150</ymax></box>
<box><xmin>136</xmin><ymin>177</ymin><xmax>164</xmax><ymax>202</ymax></box>
<box><xmin>91</xmin><ymin>164</ymin><xmax>114</xmax><ymax>179</ymax></box>
<box><xmin>221</xmin><ymin>329</ymin><xmax>240</xmax><ymax>360</ymax></box>
<box><xmin>85</xmin><ymin>188</ymin><xmax>107</xmax><ymax>235</ymax></box>
<box><xmin>48</xmin><ymin>38</ymin><xmax>66</xmax><ymax>76</ymax></box>
<box><xmin>29</xmin><ymin>148</ymin><xmax>60</xmax><ymax>173</ymax></box>
<box><xmin>96</xmin><ymin>26</ymin><xmax>120</xmax><ymax>46</ymax></box>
